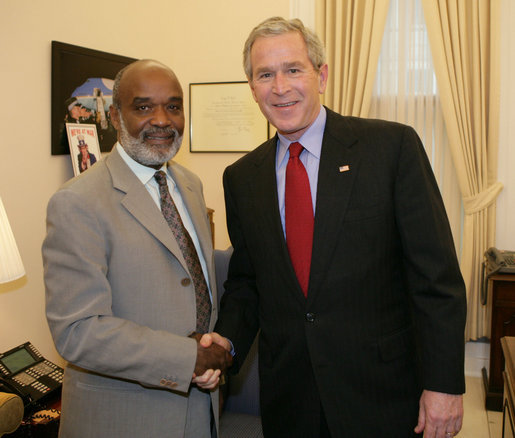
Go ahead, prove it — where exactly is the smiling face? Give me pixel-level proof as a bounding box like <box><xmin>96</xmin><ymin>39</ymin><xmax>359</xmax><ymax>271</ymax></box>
<box><xmin>70</xmin><ymin>105</ymin><xmax>82</xmax><ymax>120</ymax></box>
<box><xmin>110</xmin><ymin>61</ymin><xmax>185</xmax><ymax>168</ymax></box>
<box><xmin>248</xmin><ymin>31</ymin><xmax>328</xmax><ymax>141</ymax></box>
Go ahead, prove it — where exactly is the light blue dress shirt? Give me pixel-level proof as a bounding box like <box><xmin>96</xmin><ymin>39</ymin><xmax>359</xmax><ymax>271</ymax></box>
<box><xmin>275</xmin><ymin>105</ymin><xmax>327</xmax><ymax>235</ymax></box>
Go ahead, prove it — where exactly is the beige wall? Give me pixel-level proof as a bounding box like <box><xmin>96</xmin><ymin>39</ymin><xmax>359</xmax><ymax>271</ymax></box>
<box><xmin>0</xmin><ymin>0</ymin><xmax>289</xmax><ymax>364</ymax></box>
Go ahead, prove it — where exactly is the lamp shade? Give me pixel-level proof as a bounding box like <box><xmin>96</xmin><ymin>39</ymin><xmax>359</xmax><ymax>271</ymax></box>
<box><xmin>0</xmin><ymin>197</ymin><xmax>25</xmax><ymax>283</ymax></box>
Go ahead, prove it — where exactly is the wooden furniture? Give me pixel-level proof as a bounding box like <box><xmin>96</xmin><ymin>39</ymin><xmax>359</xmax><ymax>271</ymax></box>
<box><xmin>483</xmin><ymin>274</ymin><xmax>515</xmax><ymax>411</ymax></box>
<box><xmin>501</xmin><ymin>337</ymin><xmax>515</xmax><ymax>437</ymax></box>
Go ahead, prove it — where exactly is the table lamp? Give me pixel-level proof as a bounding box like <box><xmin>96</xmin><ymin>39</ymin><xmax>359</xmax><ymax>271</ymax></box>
<box><xmin>0</xmin><ymin>197</ymin><xmax>25</xmax><ymax>284</ymax></box>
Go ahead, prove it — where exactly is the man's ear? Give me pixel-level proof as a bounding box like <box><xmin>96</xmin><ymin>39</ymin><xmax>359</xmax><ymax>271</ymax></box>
<box><xmin>318</xmin><ymin>64</ymin><xmax>329</xmax><ymax>94</ymax></box>
<box><xmin>110</xmin><ymin>105</ymin><xmax>121</xmax><ymax>131</ymax></box>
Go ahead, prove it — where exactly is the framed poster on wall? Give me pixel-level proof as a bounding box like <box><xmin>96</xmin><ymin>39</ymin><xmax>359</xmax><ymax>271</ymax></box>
<box><xmin>65</xmin><ymin>123</ymin><xmax>101</xmax><ymax>176</ymax></box>
<box><xmin>51</xmin><ymin>41</ymin><xmax>136</xmax><ymax>155</ymax></box>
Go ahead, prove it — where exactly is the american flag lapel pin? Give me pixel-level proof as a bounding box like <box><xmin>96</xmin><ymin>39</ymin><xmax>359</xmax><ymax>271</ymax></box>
<box><xmin>339</xmin><ymin>165</ymin><xmax>350</xmax><ymax>173</ymax></box>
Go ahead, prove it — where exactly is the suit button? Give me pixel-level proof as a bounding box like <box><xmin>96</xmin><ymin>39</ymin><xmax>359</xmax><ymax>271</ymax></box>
<box><xmin>181</xmin><ymin>278</ymin><xmax>191</xmax><ymax>286</ymax></box>
<box><xmin>306</xmin><ymin>312</ymin><xmax>315</xmax><ymax>322</ymax></box>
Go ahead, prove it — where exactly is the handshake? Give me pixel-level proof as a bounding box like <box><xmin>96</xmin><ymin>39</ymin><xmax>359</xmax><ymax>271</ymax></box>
<box><xmin>189</xmin><ymin>332</ymin><xmax>233</xmax><ymax>389</ymax></box>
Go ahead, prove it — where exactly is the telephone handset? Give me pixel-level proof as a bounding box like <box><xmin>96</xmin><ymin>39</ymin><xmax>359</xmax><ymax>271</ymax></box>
<box><xmin>481</xmin><ymin>247</ymin><xmax>515</xmax><ymax>305</ymax></box>
<box><xmin>0</xmin><ymin>342</ymin><xmax>64</xmax><ymax>410</ymax></box>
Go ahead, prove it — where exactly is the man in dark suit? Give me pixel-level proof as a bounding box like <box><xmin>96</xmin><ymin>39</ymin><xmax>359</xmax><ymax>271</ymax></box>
<box><xmin>207</xmin><ymin>17</ymin><xmax>466</xmax><ymax>438</ymax></box>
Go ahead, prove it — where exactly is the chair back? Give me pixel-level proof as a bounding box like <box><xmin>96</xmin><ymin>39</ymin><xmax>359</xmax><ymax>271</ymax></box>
<box><xmin>214</xmin><ymin>247</ymin><xmax>261</xmax><ymax>415</ymax></box>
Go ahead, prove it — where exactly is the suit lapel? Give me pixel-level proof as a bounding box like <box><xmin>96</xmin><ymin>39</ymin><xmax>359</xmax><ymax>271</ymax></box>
<box><xmin>308</xmin><ymin>110</ymin><xmax>361</xmax><ymax>302</ymax></box>
<box><xmin>248</xmin><ymin>138</ymin><xmax>285</xmax><ymax>244</ymax></box>
<box><xmin>105</xmin><ymin>149</ymin><xmax>189</xmax><ymax>275</ymax></box>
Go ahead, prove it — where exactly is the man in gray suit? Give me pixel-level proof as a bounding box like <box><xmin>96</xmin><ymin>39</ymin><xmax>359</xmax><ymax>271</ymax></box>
<box><xmin>43</xmin><ymin>59</ymin><xmax>231</xmax><ymax>438</ymax></box>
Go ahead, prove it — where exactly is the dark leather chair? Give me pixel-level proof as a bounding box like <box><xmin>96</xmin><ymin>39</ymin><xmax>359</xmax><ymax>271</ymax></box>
<box><xmin>214</xmin><ymin>248</ymin><xmax>263</xmax><ymax>438</ymax></box>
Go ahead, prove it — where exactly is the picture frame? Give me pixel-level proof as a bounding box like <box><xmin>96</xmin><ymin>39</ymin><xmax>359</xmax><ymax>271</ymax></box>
<box><xmin>189</xmin><ymin>81</ymin><xmax>269</xmax><ymax>153</ymax></box>
<box><xmin>66</xmin><ymin>123</ymin><xmax>102</xmax><ymax>176</ymax></box>
<box><xmin>51</xmin><ymin>41</ymin><xmax>137</xmax><ymax>155</ymax></box>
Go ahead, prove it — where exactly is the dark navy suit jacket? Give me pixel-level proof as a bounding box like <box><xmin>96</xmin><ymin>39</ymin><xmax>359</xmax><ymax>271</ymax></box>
<box><xmin>216</xmin><ymin>108</ymin><xmax>466</xmax><ymax>438</ymax></box>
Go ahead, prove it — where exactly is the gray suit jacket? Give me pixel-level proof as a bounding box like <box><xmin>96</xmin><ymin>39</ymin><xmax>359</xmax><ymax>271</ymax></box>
<box><xmin>43</xmin><ymin>147</ymin><xmax>218</xmax><ymax>438</ymax></box>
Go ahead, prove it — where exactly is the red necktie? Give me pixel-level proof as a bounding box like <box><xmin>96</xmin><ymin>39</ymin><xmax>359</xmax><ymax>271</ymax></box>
<box><xmin>285</xmin><ymin>142</ymin><xmax>314</xmax><ymax>297</ymax></box>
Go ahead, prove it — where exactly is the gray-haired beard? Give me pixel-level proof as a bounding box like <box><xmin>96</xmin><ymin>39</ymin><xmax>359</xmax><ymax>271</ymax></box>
<box><xmin>119</xmin><ymin>116</ymin><xmax>182</xmax><ymax>166</ymax></box>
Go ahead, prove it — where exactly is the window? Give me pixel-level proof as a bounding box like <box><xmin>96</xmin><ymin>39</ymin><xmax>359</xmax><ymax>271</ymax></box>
<box><xmin>369</xmin><ymin>0</ymin><xmax>463</xmax><ymax>252</ymax></box>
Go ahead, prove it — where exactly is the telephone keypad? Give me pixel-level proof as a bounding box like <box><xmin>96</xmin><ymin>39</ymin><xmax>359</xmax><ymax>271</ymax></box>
<box><xmin>30</xmin><ymin>381</ymin><xmax>50</xmax><ymax>394</ymax></box>
<box><xmin>24</xmin><ymin>360</ymin><xmax>63</xmax><ymax>383</ymax></box>
<box><xmin>11</xmin><ymin>360</ymin><xmax>64</xmax><ymax>392</ymax></box>
<box><xmin>48</xmin><ymin>369</ymin><xmax>63</xmax><ymax>383</ymax></box>
<box><xmin>13</xmin><ymin>372</ymin><xmax>35</xmax><ymax>386</ymax></box>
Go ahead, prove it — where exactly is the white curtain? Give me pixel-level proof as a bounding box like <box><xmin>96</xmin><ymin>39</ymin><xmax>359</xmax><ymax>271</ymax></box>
<box><xmin>316</xmin><ymin>0</ymin><xmax>390</xmax><ymax>116</ymax></box>
<box><xmin>422</xmin><ymin>0</ymin><xmax>501</xmax><ymax>340</ymax></box>
<box><xmin>369</xmin><ymin>0</ymin><xmax>463</xmax><ymax>252</ymax></box>
<box><xmin>290</xmin><ymin>0</ymin><xmax>315</xmax><ymax>29</ymax></box>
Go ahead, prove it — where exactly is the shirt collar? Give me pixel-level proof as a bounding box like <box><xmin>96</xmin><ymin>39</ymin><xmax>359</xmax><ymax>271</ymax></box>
<box><xmin>116</xmin><ymin>142</ymin><xmax>170</xmax><ymax>186</ymax></box>
<box><xmin>276</xmin><ymin>105</ymin><xmax>326</xmax><ymax>164</ymax></box>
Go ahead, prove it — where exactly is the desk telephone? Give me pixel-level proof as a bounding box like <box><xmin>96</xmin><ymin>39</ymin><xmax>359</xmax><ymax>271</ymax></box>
<box><xmin>0</xmin><ymin>342</ymin><xmax>63</xmax><ymax>409</ymax></box>
<box><xmin>481</xmin><ymin>247</ymin><xmax>515</xmax><ymax>305</ymax></box>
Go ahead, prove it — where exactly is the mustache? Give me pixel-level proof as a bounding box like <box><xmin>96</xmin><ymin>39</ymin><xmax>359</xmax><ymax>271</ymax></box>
<box><xmin>141</xmin><ymin>126</ymin><xmax>178</xmax><ymax>139</ymax></box>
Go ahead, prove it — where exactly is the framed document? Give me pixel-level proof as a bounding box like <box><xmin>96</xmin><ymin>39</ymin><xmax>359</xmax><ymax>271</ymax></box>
<box><xmin>189</xmin><ymin>81</ymin><xmax>269</xmax><ymax>152</ymax></box>
<box><xmin>66</xmin><ymin>123</ymin><xmax>102</xmax><ymax>176</ymax></box>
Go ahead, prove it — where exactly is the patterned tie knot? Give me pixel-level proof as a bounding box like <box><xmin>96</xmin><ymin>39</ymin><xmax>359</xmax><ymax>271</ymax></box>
<box><xmin>289</xmin><ymin>142</ymin><xmax>304</xmax><ymax>159</ymax></box>
<box><xmin>154</xmin><ymin>170</ymin><xmax>167</xmax><ymax>187</ymax></box>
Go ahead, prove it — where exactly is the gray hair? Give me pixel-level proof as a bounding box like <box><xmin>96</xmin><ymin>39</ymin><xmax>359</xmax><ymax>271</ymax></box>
<box><xmin>112</xmin><ymin>64</ymin><xmax>130</xmax><ymax>110</ymax></box>
<box><xmin>243</xmin><ymin>17</ymin><xmax>326</xmax><ymax>79</ymax></box>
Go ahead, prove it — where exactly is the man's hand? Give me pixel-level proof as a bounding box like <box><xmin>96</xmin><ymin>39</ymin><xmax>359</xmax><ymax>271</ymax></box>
<box><xmin>199</xmin><ymin>332</ymin><xmax>232</xmax><ymax>352</ymax></box>
<box><xmin>414</xmin><ymin>390</ymin><xmax>463</xmax><ymax>437</ymax></box>
<box><xmin>191</xmin><ymin>332</ymin><xmax>233</xmax><ymax>390</ymax></box>
<box><xmin>189</xmin><ymin>332</ymin><xmax>233</xmax><ymax>378</ymax></box>
<box><xmin>192</xmin><ymin>368</ymin><xmax>222</xmax><ymax>389</ymax></box>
